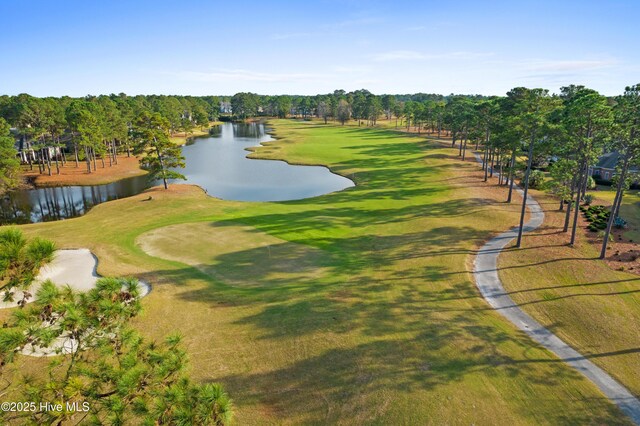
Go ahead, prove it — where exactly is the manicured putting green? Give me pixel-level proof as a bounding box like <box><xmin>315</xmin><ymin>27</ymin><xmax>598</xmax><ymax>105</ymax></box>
<box><xmin>137</xmin><ymin>222</ymin><xmax>329</xmax><ymax>287</ymax></box>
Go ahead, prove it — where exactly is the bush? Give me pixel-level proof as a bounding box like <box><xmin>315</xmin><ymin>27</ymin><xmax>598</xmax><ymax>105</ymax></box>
<box><xmin>586</xmin><ymin>176</ymin><xmax>596</xmax><ymax>190</ymax></box>
<box><xmin>598</xmin><ymin>230</ymin><xmax>614</xmax><ymax>242</ymax></box>
<box><xmin>523</xmin><ymin>170</ymin><xmax>546</xmax><ymax>189</ymax></box>
<box><xmin>614</xmin><ymin>216</ymin><xmax>628</xmax><ymax>229</ymax></box>
<box><xmin>583</xmin><ymin>194</ymin><xmax>594</xmax><ymax>205</ymax></box>
<box><xmin>582</xmin><ymin>205</ymin><xmax>609</xmax><ymax>223</ymax></box>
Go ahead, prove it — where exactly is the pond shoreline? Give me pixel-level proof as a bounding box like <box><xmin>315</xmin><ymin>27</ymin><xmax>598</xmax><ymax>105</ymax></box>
<box><xmin>1</xmin><ymin>122</ymin><xmax>354</xmax><ymax>224</ymax></box>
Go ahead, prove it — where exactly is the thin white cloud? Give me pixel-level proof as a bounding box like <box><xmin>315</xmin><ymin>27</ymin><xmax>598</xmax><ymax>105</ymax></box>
<box><xmin>329</xmin><ymin>17</ymin><xmax>383</xmax><ymax>28</ymax></box>
<box><xmin>170</xmin><ymin>69</ymin><xmax>323</xmax><ymax>83</ymax></box>
<box><xmin>332</xmin><ymin>65</ymin><xmax>373</xmax><ymax>73</ymax></box>
<box><xmin>528</xmin><ymin>59</ymin><xmax>618</xmax><ymax>72</ymax></box>
<box><xmin>512</xmin><ymin>58</ymin><xmax>622</xmax><ymax>91</ymax></box>
<box><xmin>371</xmin><ymin>50</ymin><xmax>427</xmax><ymax>61</ymax></box>
<box><xmin>270</xmin><ymin>32</ymin><xmax>318</xmax><ymax>40</ymax></box>
<box><xmin>371</xmin><ymin>50</ymin><xmax>494</xmax><ymax>62</ymax></box>
<box><xmin>354</xmin><ymin>78</ymin><xmax>382</xmax><ymax>85</ymax></box>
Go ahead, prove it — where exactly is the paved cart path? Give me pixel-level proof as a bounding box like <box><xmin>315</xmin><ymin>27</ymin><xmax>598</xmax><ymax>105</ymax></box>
<box><xmin>472</xmin><ymin>153</ymin><xmax>640</xmax><ymax>424</ymax></box>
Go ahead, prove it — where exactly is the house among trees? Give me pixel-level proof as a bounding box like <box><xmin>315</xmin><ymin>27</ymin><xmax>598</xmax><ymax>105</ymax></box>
<box><xmin>14</xmin><ymin>136</ymin><xmax>63</xmax><ymax>165</ymax></box>
<box><xmin>591</xmin><ymin>151</ymin><xmax>639</xmax><ymax>183</ymax></box>
<box><xmin>220</xmin><ymin>101</ymin><xmax>232</xmax><ymax>114</ymax></box>
<box><xmin>14</xmin><ymin>137</ymin><xmax>36</xmax><ymax>164</ymax></box>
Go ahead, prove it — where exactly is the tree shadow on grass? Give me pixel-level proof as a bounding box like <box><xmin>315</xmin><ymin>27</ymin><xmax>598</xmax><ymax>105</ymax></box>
<box><xmin>138</xmin><ymin>261</ymin><xmax>632</xmax><ymax>424</ymax></box>
<box><xmin>505</xmin><ymin>277</ymin><xmax>640</xmax><ymax>296</ymax></box>
<box><xmin>223</xmin><ymin>197</ymin><xmax>501</xmax><ymax>240</ymax></box>
<box><xmin>205</xmin><ymin>317</ymin><xmax>628</xmax><ymax>425</ymax></box>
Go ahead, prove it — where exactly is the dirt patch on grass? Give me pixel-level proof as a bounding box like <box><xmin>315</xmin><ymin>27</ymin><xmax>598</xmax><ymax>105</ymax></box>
<box><xmin>23</xmin><ymin>155</ymin><xmax>146</xmax><ymax>187</ymax></box>
<box><xmin>137</xmin><ymin>222</ymin><xmax>330</xmax><ymax>287</ymax></box>
<box><xmin>583</xmin><ymin>206</ymin><xmax>640</xmax><ymax>276</ymax></box>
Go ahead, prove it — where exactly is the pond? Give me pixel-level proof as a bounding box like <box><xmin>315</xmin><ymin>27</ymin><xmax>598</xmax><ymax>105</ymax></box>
<box><xmin>0</xmin><ymin>123</ymin><xmax>354</xmax><ymax>224</ymax></box>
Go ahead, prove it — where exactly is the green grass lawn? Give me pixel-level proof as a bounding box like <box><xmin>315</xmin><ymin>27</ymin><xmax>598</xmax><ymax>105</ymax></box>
<box><xmin>499</xmin><ymin>186</ymin><xmax>640</xmax><ymax>402</ymax></box>
<box><xmin>593</xmin><ymin>187</ymin><xmax>640</xmax><ymax>241</ymax></box>
<box><xmin>5</xmin><ymin>120</ymin><xmax>630</xmax><ymax>424</ymax></box>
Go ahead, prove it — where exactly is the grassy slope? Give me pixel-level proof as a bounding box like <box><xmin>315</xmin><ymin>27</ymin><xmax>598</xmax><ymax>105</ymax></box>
<box><xmin>499</xmin><ymin>187</ymin><xmax>640</xmax><ymax>399</ymax></box>
<box><xmin>7</xmin><ymin>120</ymin><xmax>629</xmax><ymax>424</ymax></box>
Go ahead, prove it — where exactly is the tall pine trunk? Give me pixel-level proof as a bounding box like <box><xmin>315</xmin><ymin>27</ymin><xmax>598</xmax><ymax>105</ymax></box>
<box><xmin>483</xmin><ymin>147</ymin><xmax>489</xmax><ymax>182</ymax></box>
<box><xmin>563</xmin><ymin>175</ymin><xmax>578</xmax><ymax>232</ymax></box>
<box><xmin>516</xmin><ymin>134</ymin><xmax>536</xmax><ymax>248</ymax></box>
<box><xmin>489</xmin><ymin>148</ymin><xmax>495</xmax><ymax>178</ymax></box>
<box><xmin>46</xmin><ymin>149</ymin><xmax>52</xmax><ymax>176</ymax></box>
<box><xmin>569</xmin><ymin>160</ymin><xmax>588</xmax><ymax>246</ymax></box>
<box><xmin>84</xmin><ymin>146</ymin><xmax>92</xmax><ymax>173</ymax></box>
<box><xmin>506</xmin><ymin>150</ymin><xmax>516</xmax><ymax>202</ymax></box>
<box><xmin>600</xmin><ymin>155</ymin><xmax>629</xmax><ymax>258</ymax></box>
<box><xmin>462</xmin><ymin>136</ymin><xmax>468</xmax><ymax>160</ymax></box>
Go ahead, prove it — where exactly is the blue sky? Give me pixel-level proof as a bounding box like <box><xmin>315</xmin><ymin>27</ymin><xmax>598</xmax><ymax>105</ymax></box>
<box><xmin>1</xmin><ymin>0</ymin><xmax>638</xmax><ymax>96</ymax></box>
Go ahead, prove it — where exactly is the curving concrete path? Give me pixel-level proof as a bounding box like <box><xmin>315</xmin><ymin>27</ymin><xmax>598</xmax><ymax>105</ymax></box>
<box><xmin>472</xmin><ymin>153</ymin><xmax>640</xmax><ymax>424</ymax></box>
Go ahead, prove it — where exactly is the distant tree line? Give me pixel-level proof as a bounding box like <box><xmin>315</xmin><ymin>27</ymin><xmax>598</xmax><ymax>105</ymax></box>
<box><xmin>226</xmin><ymin>89</ymin><xmax>473</xmax><ymax>127</ymax></box>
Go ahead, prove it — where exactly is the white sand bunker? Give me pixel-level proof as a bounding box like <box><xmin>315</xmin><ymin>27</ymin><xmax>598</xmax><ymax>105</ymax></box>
<box><xmin>0</xmin><ymin>248</ymin><xmax>150</xmax><ymax>357</ymax></box>
<box><xmin>39</xmin><ymin>248</ymin><xmax>101</xmax><ymax>292</ymax></box>
<box><xmin>0</xmin><ymin>249</ymin><xmax>97</xmax><ymax>310</ymax></box>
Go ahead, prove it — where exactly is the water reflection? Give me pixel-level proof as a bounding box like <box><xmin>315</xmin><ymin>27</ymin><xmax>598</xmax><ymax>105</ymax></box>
<box><xmin>1</xmin><ymin>176</ymin><xmax>149</xmax><ymax>224</ymax></box>
<box><xmin>174</xmin><ymin>122</ymin><xmax>354</xmax><ymax>202</ymax></box>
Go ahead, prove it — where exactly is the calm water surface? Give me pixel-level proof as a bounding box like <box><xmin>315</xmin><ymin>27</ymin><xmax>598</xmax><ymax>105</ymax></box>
<box><xmin>0</xmin><ymin>123</ymin><xmax>353</xmax><ymax>224</ymax></box>
<box><xmin>178</xmin><ymin>122</ymin><xmax>353</xmax><ymax>201</ymax></box>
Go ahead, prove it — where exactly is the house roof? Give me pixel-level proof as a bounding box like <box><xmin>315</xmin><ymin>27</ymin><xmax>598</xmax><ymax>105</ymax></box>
<box><xmin>596</xmin><ymin>152</ymin><xmax>621</xmax><ymax>169</ymax></box>
<box><xmin>595</xmin><ymin>151</ymin><xmax>639</xmax><ymax>172</ymax></box>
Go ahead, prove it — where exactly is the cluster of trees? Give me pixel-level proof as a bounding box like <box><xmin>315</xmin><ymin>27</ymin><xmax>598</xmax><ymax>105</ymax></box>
<box><xmin>0</xmin><ymin>94</ymin><xmax>218</xmax><ymax>190</ymax></box>
<box><xmin>0</xmin><ymin>118</ymin><xmax>20</xmax><ymax>194</ymax></box>
<box><xmin>229</xmin><ymin>89</ymin><xmax>399</xmax><ymax>125</ymax></box>
<box><xmin>439</xmin><ymin>85</ymin><xmax>639</xmax><ymax>259</ymax></box>
<box><xmin>0</xmin><ymin>229</ymin><xmax>232</xmax><ymax>425</ymax></box>
<box><xmin>225</xmin><ymin>90</ymin><xmax>489</xmax><ymax>132</ymax></box>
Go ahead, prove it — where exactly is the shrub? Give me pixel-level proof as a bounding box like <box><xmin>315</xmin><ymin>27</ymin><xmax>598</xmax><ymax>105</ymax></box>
<box><xmin>598</xmin><ymin>230</ymin><xmax>614</xmax><ymax>242</ymax></box>
<box><xmin>525</xmin><ymin>170</ymin><xmax>546</xmax><ymax>189</ymax></box>
<box><xmin>586</xmin><ymin>176</ymin><xmax>596</xmax><ymax>190</ymax></box>
<box><xmin>583</xmin><ymin>194</ymin><xmax>594</xmax><ymax>205</ymax></box>
<box><xmin>614</xmin><ymin>216</ymin><xmax>628</xmax><ymax>229</ymax></box>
